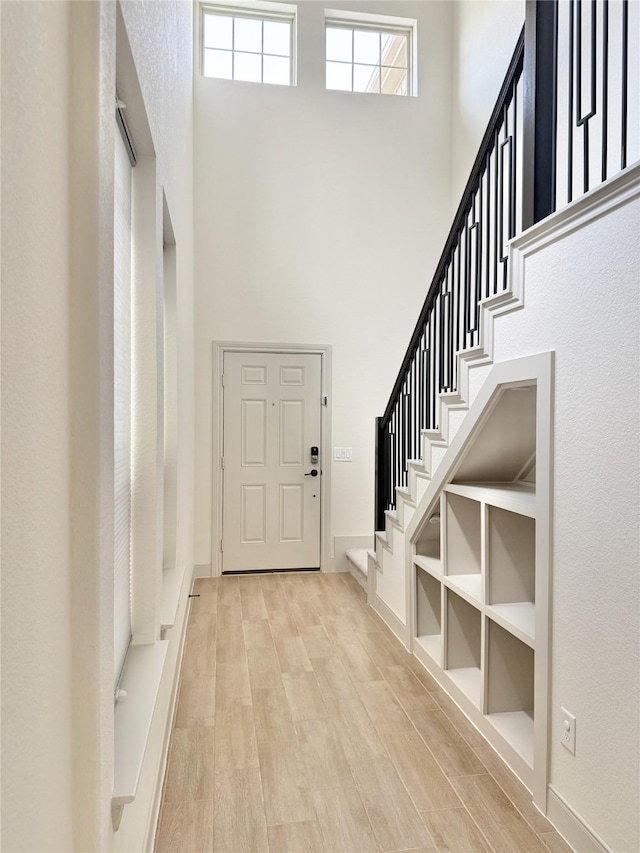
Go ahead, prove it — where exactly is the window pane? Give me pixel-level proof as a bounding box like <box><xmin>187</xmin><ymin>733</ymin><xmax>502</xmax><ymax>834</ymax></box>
<box><xmin>204</xmin><ymin>14</ymin><xmax>233</xmax><ymax>50</ymax></box>
<box><xmin>234</xmin><ymin>51</ymin><xmax>262</xmax><ymax>82</ymax></box>
<box><xmin>264</xmin><ymin>21</ymin><xmax>290</xmax><ymax>56</ymax></box>
<box><xmin>203</xmin><ymin>48</ymin><xmax>233</xmax><ymax>79</ymax></box>
<box><xmin>381</xmin><ymin>67</ymin><xmax>407</xmax><ymax>95</ymax></box>
<box><xmin>354</xmin><ymin>63</ymin><xmax>380</xmax><ymax>93</ymax></box>
<box><xmin>326</xmin><ymin>27</ymin><xmax>352</xmax><ymax>62</ymax></box>
<box><xmin>353</xmin><ymin>30</ymin><xmax>380</xmax><ymax>65</ymax></box>
<box><xmin>263</xmin><ymin>54</ymin><xmax>290</xmax><ymax>85</ymax></box>
<box><xmin>381</xmin><ymin>33</ymin><xmax>407</xmax><ymax>68</ymax></box>
<box><xmin>326</xmin><ymin>61</ymin><xmax>352</xmax><ymax>91</ymax></box>
<box><xmin>235</xmin><ymin>17</ymin><xmax>262</xmax><ymax>53</ymax></box>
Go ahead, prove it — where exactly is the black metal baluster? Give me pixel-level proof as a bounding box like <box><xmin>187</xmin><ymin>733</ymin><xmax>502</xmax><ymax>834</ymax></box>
<box><xmin>493</xmin><ymin>126</ymin><xmax>500</xmax><ymax>294</ymax></box>
<box><xmin>510</xmin><ymin>81</ymin><xmax>518</xmax><ymax>240</ymax></box>
<box><xmin>621</xmin><ymin>0</ymin><xmax>629</xmax><ymax>169</ymax></box>
<box><xmin>577</xmin><ymin>0</ymin><xmax>597</xmax><ymax>194</ymax></box>
<box><xmin>485</xmin><ymin>157</ymin><xmax>491</xmax><ymax>299</ymax></box>
<box><xmin>602</xmin><ymin>0</ymin><xmax>609</xmax><ymax>182</ymax></box>
<box><xmin>568</xmin><ymin>0</ymin><xmax>575</xmax><ymax>202</ymax></box>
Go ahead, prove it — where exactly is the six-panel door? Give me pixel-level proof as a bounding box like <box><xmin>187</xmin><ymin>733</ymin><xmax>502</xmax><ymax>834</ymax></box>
<box><xmin>222</xmin><ymin>351</ymin><xmax>322</xmax><ymax>572</ymax></box>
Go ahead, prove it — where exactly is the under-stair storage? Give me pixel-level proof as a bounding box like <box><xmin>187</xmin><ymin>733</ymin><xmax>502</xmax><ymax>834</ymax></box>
<box><xmin>407</xmin><ymin>369</ymin><xmax>550</xmax><ymax>803</ymax></box>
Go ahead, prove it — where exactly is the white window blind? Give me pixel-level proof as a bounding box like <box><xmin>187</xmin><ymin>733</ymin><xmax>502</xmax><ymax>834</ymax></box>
<box><xmin>114</xmin><ymin>127</ymin><xmax>133</xmax><ymax>684</ymax></box>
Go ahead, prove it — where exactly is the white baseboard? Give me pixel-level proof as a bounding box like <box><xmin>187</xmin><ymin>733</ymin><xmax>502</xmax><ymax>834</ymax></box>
<box><xmin>373</xmin><ymin>594</ymin><xmax>410</xmax><ymax>649</ymax></box>
<box><xmin>546</xmin><ymin>786</ymin><xmax>612</xmax><ymax>853</ymax></box>
<box><xmin>193</xmin><ymin>563</ymin><xmax>212</xmax><ymax>579</ymax></box>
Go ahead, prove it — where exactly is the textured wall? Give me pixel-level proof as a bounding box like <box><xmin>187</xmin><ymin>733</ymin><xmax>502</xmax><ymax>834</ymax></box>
<box><xmin>0</xmin><ymin>1</ymin><xmax>194</xmax><ymax>850</ymax></box>
<box><xmin>494</xmin><ymin>195</ymin><xmax>640</xmax><ymax>851</ymax></box>
<box><xmin>450</xmin><ymin>0</ymin><xmax>525</xmax><ymax>210</ymax></box>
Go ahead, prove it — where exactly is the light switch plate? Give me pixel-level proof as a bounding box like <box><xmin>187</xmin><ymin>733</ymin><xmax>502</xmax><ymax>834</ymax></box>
<box><xmin>334</xmin><ymin>447</ymin><xmax>353</xmax><ymax>461</ymax></box>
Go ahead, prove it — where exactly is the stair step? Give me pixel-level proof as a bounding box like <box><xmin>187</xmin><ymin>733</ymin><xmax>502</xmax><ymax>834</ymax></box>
<box><xmin>345</xmin><ymin>548</ymin><xmax>374</xmax><ymax>590</ymax></box>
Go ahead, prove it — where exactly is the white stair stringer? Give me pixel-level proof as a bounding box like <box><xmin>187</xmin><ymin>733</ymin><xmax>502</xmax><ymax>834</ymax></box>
<box><xmin>369</xmin><ymin>260</ymin><xmax>525</xmax><ymax>633</ymax></box>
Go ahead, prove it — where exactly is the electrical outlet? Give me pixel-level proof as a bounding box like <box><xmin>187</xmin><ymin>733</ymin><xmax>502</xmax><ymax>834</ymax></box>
<box><xmin>560</xmin><ymin>707</ymin><xmax>576</xmax><ymax>755</ymax></box>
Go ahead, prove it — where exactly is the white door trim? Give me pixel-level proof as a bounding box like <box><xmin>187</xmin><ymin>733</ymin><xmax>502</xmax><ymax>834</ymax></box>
<box><xmin>211</xmin><ymin>340</ymin><xmax>332</xmax><ymax>578</ymax></box>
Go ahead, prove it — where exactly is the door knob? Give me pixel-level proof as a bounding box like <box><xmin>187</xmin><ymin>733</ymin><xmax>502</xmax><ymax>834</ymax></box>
<box><xmin>305</xmin><ymin>469</ymin><xmax>319</xmax><ymax>477</ymax></box>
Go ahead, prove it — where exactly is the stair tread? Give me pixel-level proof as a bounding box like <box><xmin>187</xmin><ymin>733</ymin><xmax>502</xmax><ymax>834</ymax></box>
<box><xmin>345</xmin><ymin>548</ymin><xmax>369</xmax><ymax>576</ymax></box>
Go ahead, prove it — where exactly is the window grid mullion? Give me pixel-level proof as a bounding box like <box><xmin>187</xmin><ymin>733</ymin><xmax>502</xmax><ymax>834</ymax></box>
<box><xmin>231</xmin><ymin>16</ymin><xmax>235</xmax><ymax>80</ymax></box>
<box><xmin>260</xmin><ymin>19</ymin><xmax>264</xmax><ymax>83</ymax></box>
<box><xmin>351</xmin><ymin>29</ymin><xmax>354</xmax><ymax>92</ymax></box>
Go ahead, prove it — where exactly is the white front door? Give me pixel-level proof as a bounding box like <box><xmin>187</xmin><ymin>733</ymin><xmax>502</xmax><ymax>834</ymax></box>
<box><xmin>222</xmin><ymin>351</ymin><xmax>322</xmax><ymax>572</ymax></box>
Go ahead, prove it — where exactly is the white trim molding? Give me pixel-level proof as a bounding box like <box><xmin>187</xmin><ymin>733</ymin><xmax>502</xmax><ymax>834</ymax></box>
<box><xmin>546</xmin><ymin>786</ymin><xmax>612</xmax><ymax>853</ymax></box>
<box><xmin>511</xmin><ymin>160</ymin><xmax>640</xmax><ymax>265</ymax></box>
<box><xmin>373</xmin><ymin>594</ymin><xmax>410</xmax><ymax>649</ymax></box>
<box><xmin>211</xmin><ymin>340</ymin><xmax>333</xmax><ymax>578</ymax></box>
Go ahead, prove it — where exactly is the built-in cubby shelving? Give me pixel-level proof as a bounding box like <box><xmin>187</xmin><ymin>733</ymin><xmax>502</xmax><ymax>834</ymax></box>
<box><xmin>410</xmin><ymin>359</ymin><xmax>551</xmax><ymax>808</ymax></box>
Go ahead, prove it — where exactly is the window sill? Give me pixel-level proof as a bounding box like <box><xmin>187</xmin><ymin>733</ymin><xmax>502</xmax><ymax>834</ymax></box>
<box><xmin>112</xmin><ymin>641</ymin><xmax>168</xmax><ymax>830</ymax></box>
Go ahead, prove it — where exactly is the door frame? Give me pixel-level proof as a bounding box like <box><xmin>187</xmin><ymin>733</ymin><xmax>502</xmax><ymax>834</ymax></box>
<box><xmin>211</xmin><ymin>340</ymin><xmax>333</xmax><ymax>578</ymax></box>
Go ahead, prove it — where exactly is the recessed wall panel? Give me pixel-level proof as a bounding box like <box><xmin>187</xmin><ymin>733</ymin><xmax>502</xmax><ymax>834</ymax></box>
<box><xmin>280</xmin><ymin>484</ymin><xmax>303</xmax><ymax>542</ymax></box>
<box><xmin>280</xmin><ymin>366</ymin><xmax>305</xmax><ymax>385</ymax></box>
<box><xmin>241</xmin><ymin>484</ymin><xmax>266</xmax><ymax>543</ymax></box>
<box><xmin>242</xmin><ymin>399</ymin><xmax>266</xmax><ymax>466</ymax></box>
<box><xmin>280</xmin><ymin>400</ymin><xmax>304</xmax><ymax>466</ymax></box>
<box><xmin>242</xmin><ymin>365</ymin><xmax>267</xmax><ymax>385</ymax></box>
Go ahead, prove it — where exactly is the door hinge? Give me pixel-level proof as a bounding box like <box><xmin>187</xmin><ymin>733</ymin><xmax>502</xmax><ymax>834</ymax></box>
<box><xmin>322</xmin><ymin>395</ymin><xmax>328</xmax><ymax>407</ymax></box>
<box><xmin>221</xmin><ymin>457</ymin><xmax>225</xmax><ymax>469</ymax></box>
<box><xmin>221</xmin><ymin>373</ymin><xmax>224</xmax><ymax>387</ymax></box>
<box><xmin>220</xmin><ymin>540</ymin><xmax>224</xmax><ymax>552</ymax></box>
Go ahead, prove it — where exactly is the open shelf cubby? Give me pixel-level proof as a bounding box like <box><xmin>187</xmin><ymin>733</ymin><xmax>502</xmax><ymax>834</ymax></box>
<box><xmin>415</xmin><ymin>568</ymin><xmax>442</xmax><ymax>663</ymax></box>
<box><xmin>486</xmin><ymin>619</ymin><xmax>535</xmax><ymax>767</ymax></box>
<box><xmin>444</xmin><ymin>491</ymin><xmax>482</xmax><ymax>605</ymax></box>
<box><xmin>486</xmin><ymin>505</ymin><xmax>536</xmax><ymax>645</ymax></box>
<box><xmin>415</xmin><ymin>505</ymin><xmax>442</xmax><ymax>575</ymax></box>
<box><xmin>445</xmin><ymin>589</ymin><xmax>482</xmax><ymax>707</ymax></box>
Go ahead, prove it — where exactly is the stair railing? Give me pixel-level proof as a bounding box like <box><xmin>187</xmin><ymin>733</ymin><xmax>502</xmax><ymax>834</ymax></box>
<box><xmin>375</xmin><ymin>31</ymin><xmax>525</xmax><ymax>531</ymax></box>
<box><xmin>375</xmin><ymin>0</ymin><xmax>638</xmax><ymax>532</ymax></box>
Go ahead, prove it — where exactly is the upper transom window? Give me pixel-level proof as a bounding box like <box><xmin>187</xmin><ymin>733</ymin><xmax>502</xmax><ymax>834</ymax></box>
<box><xmin>201</xmin><ymin>3</ymin><xmax>295</xmax><ymax>86</ymax></box>
<box><xmin>325</xmin><ymin>12</ymin><xmax>415</xmax><ymax>97</ymax></box>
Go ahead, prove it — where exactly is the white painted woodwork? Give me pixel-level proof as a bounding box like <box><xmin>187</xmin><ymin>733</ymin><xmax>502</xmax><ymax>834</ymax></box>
<box><xmin>222</xmin><ymin>352</ymin><xmax>322</xmax><ymax>572</ymax></box>
<box><xmin>113</xmin><ymin>642</ymin><xmax>169</xmax><ymax>812</ymax></box>
<box><xmin>398</xmin><ymin>354</ymin><xmax>554</xmax><ymax>809</ymax></box>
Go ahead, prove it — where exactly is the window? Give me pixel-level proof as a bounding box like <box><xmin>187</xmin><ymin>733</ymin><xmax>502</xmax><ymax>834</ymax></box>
<box><xmin>325</xmin><ymin>12</ymin><xmax>415</xmax><ymax>96</ymax></box>
<box><xmin>113</xmin><ymin>121</ymin><xmax>133</xmax><ymax>686</ymax></box>
<box><xmin>201</xmin><ymin>3</ymin><xmax>295</xmax><ymax>86</ymax></box>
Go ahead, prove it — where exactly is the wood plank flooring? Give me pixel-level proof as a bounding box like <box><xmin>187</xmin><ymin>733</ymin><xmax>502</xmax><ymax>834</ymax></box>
<box><xmin>156</xmin><ymin>572</ymin><xmax>569</xmax><ymax>853</ymax></box>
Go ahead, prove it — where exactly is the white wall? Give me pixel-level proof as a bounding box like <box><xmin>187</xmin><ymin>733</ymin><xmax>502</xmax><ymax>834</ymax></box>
<box><xmin>493</xmin><ymin>193</ymin><xmax>640</xmax><ymax>852</ymax></box>
<box><xmin>0</xmin><ymin>2</ymin><xmax>194</xmax><ymax>850</ymax></box>
<box><xmin>450</xmin><ymin>0</ymin><xmax>525</xmax><ymax>208</ymax></box>
<box><xmin>193</xmin><ymin>0</ymin><xmax>455</xmax><ymax>568</ymax></box>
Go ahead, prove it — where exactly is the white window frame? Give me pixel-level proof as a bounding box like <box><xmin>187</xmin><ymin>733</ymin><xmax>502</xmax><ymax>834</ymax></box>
<box><xmin>200</xmin><ymin>1</ymin><xmax>297</xmax><ymax>86</ymax></box>
<box><xmin>324</xmin><ymin>9</ymin><xmax>418</xmax><ymax>97</ymax></box>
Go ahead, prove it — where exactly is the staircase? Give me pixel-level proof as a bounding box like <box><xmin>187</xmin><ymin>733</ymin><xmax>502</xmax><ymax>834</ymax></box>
<box><xmin>368</xmin><ymin>2</ymin><xmax>639</xmax><ymax>847</ymax></box>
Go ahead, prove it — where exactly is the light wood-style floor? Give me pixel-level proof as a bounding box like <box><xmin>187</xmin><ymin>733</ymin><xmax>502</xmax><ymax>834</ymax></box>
<box><xmin>156</xmin><ymin>572</ymin><xmax>571</xmax><ymax>853</ymax></box>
